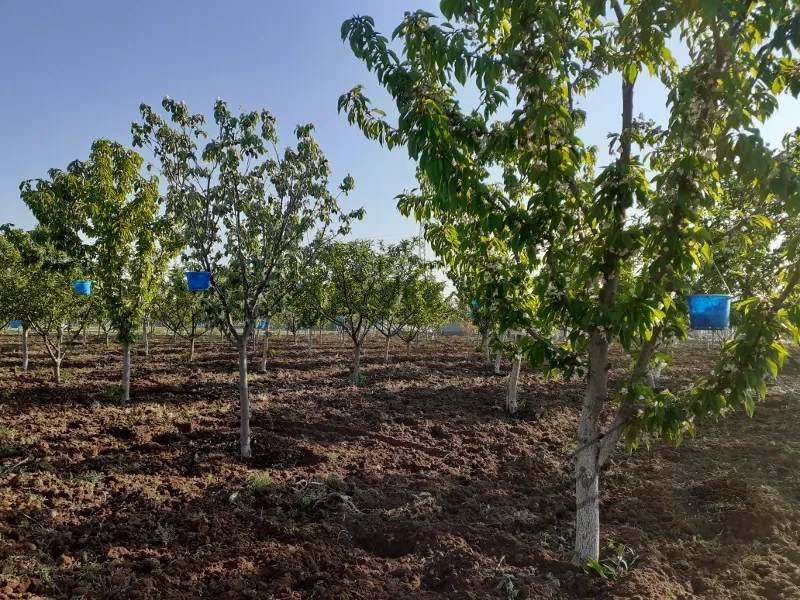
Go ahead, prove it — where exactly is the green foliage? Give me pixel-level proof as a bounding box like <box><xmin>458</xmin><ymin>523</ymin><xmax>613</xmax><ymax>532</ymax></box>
<box><xmin>153</xmin><ymin>265</ymin><xmax>210</xmax><ymax>341</ymax></box>
<box><xmin>21</xmin><ymin>140</ymin><xmax>174</xmax><ymax>344</ymax></box>
<box><xmin>583</xmin><ymin>540</ymin><xmax>638</xmax><ymax>579</ymax></box>
<box><xmin>341</xmin><ymin>0</ymin><xmax>800</xmax><ymax>448</ymax></box>
<box><xmin>315</xmin><ymin>240</ymin><xmax>384</xmax><ymax>346</ymax></box>
<box><xmin>0</xmin><ymin>226</ymin><xmax>93</xmax><ymax>378</ymax></box>
<box><xmin>132</xmin><ymin>97</ymin><xmax>363</xmax><ymax>341</ymax></box>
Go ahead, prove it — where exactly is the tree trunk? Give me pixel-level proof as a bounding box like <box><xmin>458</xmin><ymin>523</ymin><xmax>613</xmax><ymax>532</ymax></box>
<box><xmin>506</xmin><ymin>353</ymin><xmax>522</xmax><ymax>414</ymax></box>
<box><xmin>574</xmin><ymin>332</ymin><xmax>608</xmax><ymax>563</ymax></box>
<box><xmin>484</xmin><ymin>335</ymin><xmax>492</xmax><ymax>363</ymax></box>
<box><xmin>83</xmin><ymin>329</ymin><xmax>87</xmax><ymax>345</ymax></box>
<box><xmin>260</xmin><ymin>321</ymin><xmax>270</xmax><ymax>373</ymax></box>
<box><xmin>237</xmin><ymin>336</ymin><xmax>252</xmax><ymax>458</ymax></box>
<box><xmin>319</xmin><ymin>324</ymin><xmax>323</xmax><ymax>344</ymax></box>
<box><xmin>53</xmin><ymin>359</ymin><xmax>61</xmax><ymax>385</ymax></box>
<box><xmin>352</xmin><ymin>342</ymin><xmax>362</xmax><ymax>384</ymax></box>
<box><xmin>209</xmin><ymin>329</ymin><xmax>214</xmax><ymax>345</ymax></box>
<box><xmin>173</xmin><ymin>331</ymin><xmax>178</xmax><ymax>343</ymax></box>
<box><xmin>406</xmin><ymin>340</ymin><xmax>411</xmax><ymax>354</ymax></box>
<box><xmin>307</xmin><ymin>328</ymin><xmax>312</xmax><ymax>356</ymax></box>
<box><xmin>384</xmin><ymin>335</ymin><xmax>391</xmax><ymax>362</ymax></box>
<box><xmin>293</xmin><ymin>331</ymin><xmax>297</xmax><ymax>346</ymax></box>
<box><xmin>143</xmin><ymin>323</ymin><xmax>149</xmax><ymax>357</ymax></box>
<box><xmin>189</xmin><ymin>336</ymin><xmax>196</xmax><ymax>362</ymax></box>
<box><xmin>121</xmin><ymin>340</ymin><xmax>131</xmax><ymax>404</ymax></box>
<box><xmin>494</xmin><ymin>332</ymin><xmax>505</xmax><ymax>374</ymax></box>
<box><xmin>105</xmin><ymin>331</ymin><xmax>110</xmax><ymax>348</ymax></box>
<box><xmin>21</xmin><ymin>325</ymin><xmax>29</xmax><ymax>371</ymax></box>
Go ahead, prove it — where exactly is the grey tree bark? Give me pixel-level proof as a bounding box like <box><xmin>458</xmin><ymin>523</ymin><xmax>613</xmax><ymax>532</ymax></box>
<box><xmin>189</xmin><ymin>336</ymin><xmax>196</xmax><ymax>362</ymax></box>
<box><xmin>384</xmin><ymin>335</ymin><xmax>391</xmax><ymax>362</ymax></box>
<box><xmin>494</xmin><ymin>332</ymin><xmax>505</xmax><ymax>374</ymax></box>
<box><xmin>21</xmin><ymin>325</ymin><xmax>29</xmax><ymax>371</ymax></box>
<box><xmin>142</xmin><ymin>322</ymin><xmax>149</xmax><ymax>356</ymax></box>
<box><xmin>260</xmin><ymin>321</ymin><xmax>270</xmax><ymax>373</ymax></box>
<box><xmin>506</xmin><ymin>353</ymin><xmax>522</xmax><ymax>414</ymax></box>
<box><xmin>121</xmin><ymin>340</ymin><xmax>131</xmax><ymax>404</ymax></box>
<box><xmin>237</xmin><ymin>335</ymin><xmax>252</xmax><ymax>458</ymax></box>
<box><xmin>352</xmin><ymin>342</ymin><xmax>362</xmax><ymax>383</ymax></box>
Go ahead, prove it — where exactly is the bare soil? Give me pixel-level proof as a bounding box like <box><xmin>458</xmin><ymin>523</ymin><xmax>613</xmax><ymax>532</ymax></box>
<box><xmin>1</xmin><ymin>332</ymin><xmax>800</xmax><ymax>599</ymax></box>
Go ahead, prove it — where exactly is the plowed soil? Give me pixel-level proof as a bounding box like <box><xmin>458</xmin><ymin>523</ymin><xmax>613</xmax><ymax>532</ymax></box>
<box><xmin>1</xmin><ymin>332</ymin><xmax>800</xmax><ymax>599</ymax></box>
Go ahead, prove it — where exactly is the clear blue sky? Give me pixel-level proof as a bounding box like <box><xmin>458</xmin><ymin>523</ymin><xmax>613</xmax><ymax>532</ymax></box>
<box><xmin>2</xmin><ymin>1</ymin><xmax>799</xmax><ymax>240</ymax></box>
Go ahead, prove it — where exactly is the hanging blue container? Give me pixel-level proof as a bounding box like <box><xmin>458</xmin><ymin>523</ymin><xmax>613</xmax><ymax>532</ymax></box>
<box><xmin>687</xmin><ymin>294</ymin><xmax>732</xmax><ymax>330</ymax></box>
<box><xmin>257</xmin><ymin>320</ymin><xmax>268</xmax><ymax>330</ymax></box>
<box><xmin>336</xmin><ymin>316</ymin><xmax>345</xmax><ymax>324</ymax></box>
<box><xmin>185</xmin><ymin>271</ymin><xmax>211</xmax><ymax>292</ymax></box>
<box><xmin>471</xmin><ymin>300</ymin><xmax>479</xmax><ymax>310</ymax></box>
<box><xmin>9</xmin><ymin>320</ymin><xmax>22</xmax><ymax>329</ymax></box>
<box><xmin>73</xmin><ymin>281</ymin><xmax>93</xmax><ymax>295</ymax></box>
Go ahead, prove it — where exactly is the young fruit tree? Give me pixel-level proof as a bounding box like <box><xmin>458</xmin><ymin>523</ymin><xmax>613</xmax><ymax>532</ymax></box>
<box><xmin>396</xmin><ymin>273</ymin><xmax>450</xmax><ymax>355</ymax></box>
<box><xmin>340</xmin><ymin>1</ymin><xmax>800</xmax><ymax>562</ymax></box>
<box><xmin>0</xmin><ymin>226</ymin><xmax>95</xmax><ymax>380</ymax></box>
<box><xmin>21</xmin><ymin>140</ymin><xmax>177</xmax><ymax>403</ymax></box>
<box><xmin>153</xmin><ymin>265</ymin><xmax>211</xmax><ymax>362</ymax></box>
<box><xmin>132</xmin><ymin>97</ymin><xmax>361</xmax><ymax>458</ymax></box>
<box><xmin>370</xmin><ymin>239</ymin><xmax>428</xmax><ymax>361</ymax></box>
<box><xmin>314</xmin><ymin>240</ymin><xmax>384</xmax><ymax>383</ymax></box>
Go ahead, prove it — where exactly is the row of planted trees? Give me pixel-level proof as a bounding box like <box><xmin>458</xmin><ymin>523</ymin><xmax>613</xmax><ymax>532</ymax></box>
<box><xmin>0</xmin><ymin>98</ymin><xmax>455</xmax><ymax>461</ymax></box>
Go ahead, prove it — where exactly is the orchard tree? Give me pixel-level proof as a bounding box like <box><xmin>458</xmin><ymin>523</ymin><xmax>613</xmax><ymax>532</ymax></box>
<box><xmin>21</xmin><ymin>140</ymin><xmax>177</xmax><ymax>403</ymax></box>
<box><xmin>153</xmin><ymin>265</ymin><xmax>210</xmax><ymax>362</ymax></box>
<box><xmin>341</xmin><ymin>1</ymin><xmax>800</xmax><ymax>562</ymax></box>
<box><xmin>132</xmin><ymin>97</ymin><xmax>361</xmax><ymax>458</ymax></box>
<box><xmin>1</xmin><ymin>226</ymin><xmax>94</xmax><ymax>382</ymax></box>
<box><xmin>396</xmin><ymin>273</ymin><xmax>449</xmax><ymax>354</ymax></box>
<box><xmin>371</xmin><ymin>239</ymin><xmax>428</xmax><ymax>361</ymax></box>
<box><xmin>315</xmin><ymin>240</ymin><xmax>383</xmax><ymax>383</ymax></box>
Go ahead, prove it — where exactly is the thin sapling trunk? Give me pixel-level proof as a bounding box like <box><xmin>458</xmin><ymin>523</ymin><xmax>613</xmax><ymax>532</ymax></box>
<box><xmin>121</xmin><ymin>340</ymin><xmax>132</xmax><ymax>404</ymax></box>
<box><xmin>237</xmin><ymin>334</ymin><xmax>252</xmax><ymax>458</ymax></box>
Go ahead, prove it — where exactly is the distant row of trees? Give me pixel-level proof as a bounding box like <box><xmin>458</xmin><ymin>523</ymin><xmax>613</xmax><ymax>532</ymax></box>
<box><xmin>0</xmin><ymin>98</ymin><xmax>454</xmax><ymax>459</ymax></box>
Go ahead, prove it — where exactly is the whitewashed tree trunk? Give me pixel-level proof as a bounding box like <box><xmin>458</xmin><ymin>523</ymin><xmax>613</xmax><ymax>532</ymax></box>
<box><xmin>307</xmin><ymin>328</ymin><xmax>312</xmax><ymax>356</ymax></box>
<box><xmin>189</xmin><ymin>337</ymin><xmax>196</xmax><ymax>362</ymax></box>
<box><xmin>384</xmin><ymin>335</ymin><xmax>391</xmax><ymax>362</ymax></box>
<box><xmin>506</xmin><ymin>353</ymin><xmax>522</xmax><ymax>414</ymax></box>
<box><xmin>237</xmin><ymin>335</ymin><xmax>252</xmax><ymax>458</ymax></box>
<box><xmin>121</xmin><ymin>340</ymin><xmax>131</xmax><ymax>404</ymax></box>
<box><xmin>494</xmin><ymin>332</ymin><xmax>505</xmax><ymax>374</ymax></box>
<box><xmin>260</xmin><ymin>321</ymin><xmax>270</xmax><ymax>373</ymax></box>
<box><xmin>574</xmin><ymin>331</ymin><xmax>607</xmax><ymax>563</ymax></box>
<box><xmin>143</xmin><ymin>322</ymin><xmax>149</xmax><ymax>357</ymax></box>
<box><xmin>105</xmin><ymin>331</ymin><xmax>110</xmax><ymax>348</ymax></box>
<box><xmin>352</xmin><ymin>342</ymin><xmax>362</xmax><ymax>383</ymax></box>
<box><xmin>83</xmin><ymin>329</ymin><xmax>87</xmax><ymax>345</ymax></box>
<box><xmin>21</xmin><ymin>325</ymin><xmax>29</xmax><ymax>371</ymax></box>
<box><xmin>484</xmin><ymin>336</ymin><xmax>492</xmax><ymax>363</ymax></box>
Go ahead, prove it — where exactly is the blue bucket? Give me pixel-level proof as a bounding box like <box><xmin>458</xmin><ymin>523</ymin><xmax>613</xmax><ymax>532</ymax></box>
<box><xmin>185</xmin><ymin>271</ymin><xmax>211</xmax><ymax>292</ymax></box>
<box><xmin>471</xmin><ymin>300</ymin><xmax>479</xmax><ymax>310</ymax></box>
<box><xmin>336</xmin><ymin>316</ymin><xmax>345</xmax><ymax>324</ymax></box>
<box><xmin>73</xmin><ymin>281</ymin><xmax>93</xmax><ymax>295</ymax></box>
<box><xmin>9</xmin><ymin>320</ymin><xmax>22</xmax><ymax>329</ymax></box>
<box><xmin>257</xmin><ymin>320</ymin><xmax>268</xmax><ymax>330</ymax></box>
<box><xmin>687</xmin><ymin>294</ymin><xmax>732</xmax><ymax>330</ymax></box>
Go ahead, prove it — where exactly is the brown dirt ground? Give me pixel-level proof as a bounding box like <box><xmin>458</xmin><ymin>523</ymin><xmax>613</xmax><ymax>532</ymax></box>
<box><xmin>1</xmin><ymin>332</ymin><xmax>800</xmax><ymax>600</ymax></box>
